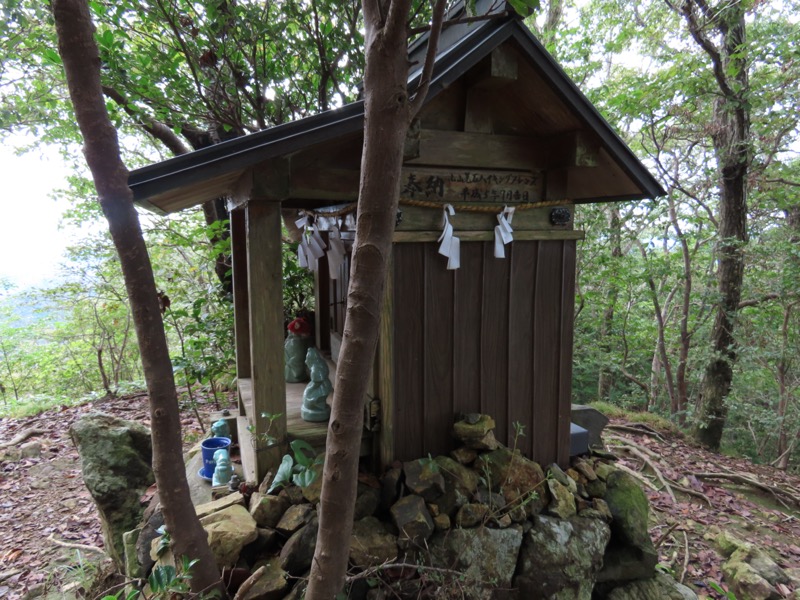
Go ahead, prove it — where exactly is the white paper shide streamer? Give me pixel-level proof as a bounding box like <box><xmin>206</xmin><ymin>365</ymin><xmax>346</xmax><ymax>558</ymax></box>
<box><xmin>494</xmin><ymin>205</ymin><xmax>515</xmax><ymax>258</ymax></box>
<box><xmin>295</xmin><ymin>215</ymin><xmax>327</xmax><ymax>272</ymax></box>
<box><xmin>437</xmin><ymin>204</ymin><xmax>460</xmax><ymax>270</ymax></box>
<box><xmin>327</xmin><ymin>221</ymin><xmax>346</xmax><ymax>279</ymax></box>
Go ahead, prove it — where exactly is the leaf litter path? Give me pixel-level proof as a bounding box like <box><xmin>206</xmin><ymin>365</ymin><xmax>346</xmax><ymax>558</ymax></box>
<box><xmin>604</xmin><ymin>420</ymin><xmax>800</xmax><ymax>598</ymax></box>
<box><xmin>1</xmin><ymin>397</ymin><xmax>799</xmax><ymax>599</ymax></box>
<box><xmin>0</xmin><ymin>393</ymin><xmax>215</xmax><ymax>599</ymax></box>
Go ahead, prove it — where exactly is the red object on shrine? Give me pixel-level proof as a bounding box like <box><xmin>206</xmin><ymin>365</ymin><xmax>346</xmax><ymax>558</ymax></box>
<box><xmin>287</xmin><ymin>317</ymin><xmax>312</xmax><ymax>337</ymax></box>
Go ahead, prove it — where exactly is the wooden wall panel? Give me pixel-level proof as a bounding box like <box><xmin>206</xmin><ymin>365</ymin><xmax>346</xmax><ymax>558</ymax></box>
<box><xmin>389</xmin><ymin>239</ymin><xmax>574</xmax><ymax>467</ymax></box>
<box><xmin>557</xmin><ymin>240</ymin><xmax>577</xmax><ymax>466</ymax></box>
<box><xmin>532</xmin><ymin>241</ymin><xmax>564</xmax><ymax>465</ymax></box>
<box><xmin>452</xmin><ymin>244</ymin><xmax>483</xmax><ymax>416</ymax></box>
<box><xmin>507</xmin><ymin>243</ymin><xmax>537</xmax><ymax>457</ymax></box>
<box><xmin>423</xmin><ymin>244</ymin><xmax>455</xmax><ymax>457</ymax></box>
<box><xmin>480</xmin><ymin>242</ymin><xmax>510</xmax><ymax>443</ymax></box>
<box><xmin>393</xmin><ymin>244</ymin><xmax>426</xmax><ymax>460</ymax></box>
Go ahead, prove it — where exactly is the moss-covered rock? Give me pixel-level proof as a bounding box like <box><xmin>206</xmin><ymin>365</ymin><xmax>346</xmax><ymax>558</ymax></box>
<box><xmin>404</xmin><ymin>458</ymin><xmax>445</xmax><ymax>502</ymax></box>
<box><xmin>70</xmin><ymin>413</ymin><xmax>154</xmax><ymax>571</ymax></box>
<box><xmin>515</xmin><ymin>515</ymin><xmax>610</xmax><ymax>599</ymax></box>
<box><xmin>598</xmin><ymin>471</ymin><xmax>657</xmax><ymax>583</ymax></box>
<box><xmin>429</xmin><ymin>525</ymin><xmax>523</xmax><ymax>599</ymax></box>
<box><xmin>349</xmin><ymin>516</ymin><xmax>398</xmax><ymax>568</ymax></box>
<box><xmin>605</xmin><ymin>572</ymin><xmax>698</xmax><ymax>600</ymax></box>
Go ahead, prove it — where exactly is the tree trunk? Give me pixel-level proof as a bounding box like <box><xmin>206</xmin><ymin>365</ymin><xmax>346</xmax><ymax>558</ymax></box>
<box><xmin>51</xmin><ymin>1</ymin><xmax>223</xmax><ymax>594</ymax></box>
<box><xmin>674</xmin><ymin>0</ymin><xmax>751</xmax><ymax>451</ymax></box>
<box><xmin>305</xmin><ymin>1</ymin><xmax>446</xmax><ymax>597</ymax></box>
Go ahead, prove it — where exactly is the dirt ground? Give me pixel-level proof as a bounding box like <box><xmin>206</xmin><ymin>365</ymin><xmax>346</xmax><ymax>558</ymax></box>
<box><xmin>0</xmin><ymin>394</ymin><xmax>798</xmax><ymax>599</ymax></box>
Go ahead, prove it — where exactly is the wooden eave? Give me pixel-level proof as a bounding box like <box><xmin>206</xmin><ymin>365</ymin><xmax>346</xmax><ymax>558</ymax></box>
<box><xmin>129</xmin><ymin>15</ymin><xmax>664</xmax><ymax>214</ymax></box>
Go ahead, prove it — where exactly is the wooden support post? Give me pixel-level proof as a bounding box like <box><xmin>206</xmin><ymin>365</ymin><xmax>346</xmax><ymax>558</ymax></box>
<box><xmin>231</xmin><ymin>208</ymin><xmax>250</xmax><ymax>413</ymax></box>
<box><xmin>246</xmin><ymin>200</ymin><xmax>286</xmax><ymax>482</ymax></box>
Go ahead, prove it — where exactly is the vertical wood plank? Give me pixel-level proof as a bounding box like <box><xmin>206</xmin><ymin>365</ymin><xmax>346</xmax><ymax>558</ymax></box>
<box><xmin>481</xmin><ymin>241</ymin><xmax>510</xmax><ymax>443</ymax></box>
<box><xmin>423</xmin><ymin>244</ymin><xmax>454</xmax><ymax>457</ymax></box>
<box><xmin>378</xmin><ymin>252</ymin><xmax>395</xmax><ymax>468</ymax></box>
<box><xmin>231</xmin><ymin>208</ymin><xmax>250</xmax><ymax>415</ymax></box>
<box><xmin>532</xmin><ymin>241</ymin><xmax>563</xmax><ymax>465</ymax></box>
<box><xmin>453</xmin><ymin>243</ymin><xmax>483</xmax><ymax>416</ymax></box>
<box><xmin>314</xmin><ymin>249</ymin><xmax>331</xmax><ymax>352</ymax></box>
<box><xmin>507</xmin><ymin>242</ymin><xmax>537</xmax><ymax>458</ymax></box>
<box><xmin>247</xmin><ymin>201</ymin><xmax>286</xmax><ymax>480</ymax></box>
<box><xmin>557</xmin><ymin>240</ymin><xmax>577</xmax><ymax>467</ymax></box>
<box><xmin>393</xmin><ymin>244</ymin><xmax>425</xmax><ymax>461</ymax></box>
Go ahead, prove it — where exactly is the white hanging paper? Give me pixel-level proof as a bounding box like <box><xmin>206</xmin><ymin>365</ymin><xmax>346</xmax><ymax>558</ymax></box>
<box><xmin>437</xmin><ymin>204</ymin><xmax>461</xmax><ymax>270</ymax></box>
<box><xmin>327</xmin><ymin>224</ymin><xmax>346</xmax><ymax>279</ymax></box>
<box><xmin>297</xmin><ymin>240</ymin><xmax>309</xmax><ymax>269</ymax></box>
<box><xmin>494</xmin><ymin>205</ymin><xmax>516</xmax><ymax>258</ymax></box>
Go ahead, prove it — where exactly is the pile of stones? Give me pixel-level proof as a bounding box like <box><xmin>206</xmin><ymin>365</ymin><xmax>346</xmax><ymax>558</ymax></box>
<box><xmin>74</xmin><ymin>412</ymin><xmax>697</xmax><ymax>599</ymax></box>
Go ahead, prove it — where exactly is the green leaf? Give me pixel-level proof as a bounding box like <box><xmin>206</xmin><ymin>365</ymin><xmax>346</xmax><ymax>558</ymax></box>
<box><xmin>292</xmin><ymin>467</ymin><xmax>317</xmax><ymax>488</ymax></box>
<box><xmin>42</xmin><ymin>48</ymin><xmax>62</xmax><ymax>65</ymax></box>
<box><xmin>290</xmin><ymin>439</ymin><xmax>316</xmax><ymax>467</ymax></box>
<box><xmin>268</xmin><ymin>454</ymin><xmax>294</xmax><ymax>493</ymax></box>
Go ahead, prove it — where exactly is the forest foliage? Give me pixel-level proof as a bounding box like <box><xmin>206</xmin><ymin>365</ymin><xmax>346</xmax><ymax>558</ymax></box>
<box><xmin>0</xmin><ymin>0</ymin><xmax>798</xmax><ymax>469</ymax></box>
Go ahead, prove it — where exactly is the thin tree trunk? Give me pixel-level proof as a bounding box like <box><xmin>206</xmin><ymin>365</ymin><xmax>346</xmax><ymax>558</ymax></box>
<box><xmin>51</xmin><ymin>1</ymin><xmax>223</xmax><ymax>594</ymax></box>
<box><xmin>305</xmin><ymin>1</ymin><xmax>446</xmax><ymax>596</ymax></box>
<box><xmin>668</xmin><ymin>196</ymin><xmax>691</xmax><ymax>424</ymax></box>
<box><xmin>598</xmin><ymin>207</ymin><xmax>621</xmax><ymax>400</ymax></box>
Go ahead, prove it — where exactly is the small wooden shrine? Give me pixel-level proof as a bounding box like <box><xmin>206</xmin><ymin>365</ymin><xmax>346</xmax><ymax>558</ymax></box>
<box><xmin>129</xmin><ymin>2</ymin><xmax>664</xmax><ymax>481</ymax></box>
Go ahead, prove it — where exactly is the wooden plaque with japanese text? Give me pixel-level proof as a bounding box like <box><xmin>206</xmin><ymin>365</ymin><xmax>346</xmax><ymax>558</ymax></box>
<box><xmin>399</xmin><ymin>167</ymin><xmax>543</xmax><ymax>205</ymax></box>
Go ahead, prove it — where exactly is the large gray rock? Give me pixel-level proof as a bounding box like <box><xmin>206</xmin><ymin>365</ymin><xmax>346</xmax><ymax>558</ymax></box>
<box><xmin>546</xmin><ymin>479</ymin><xmax>577</xmax><ymax>519</ymax></box>
<box><xmin>349</xmin><ymin>517</ymin><xmax>398</xmax><ymax>568</ymax></box>
<box><xmin>199</xmin><ymin>504</ymin><xmax>259</xmax><ymax>567</ymax></box>
<box><xmin>514</xmin><ymin>515</ymin><xmax>611</xmax><ymax>600</ymax></box>
<box><xmin>250</xmin><ymin>493</ymin><xmax>290</xmax><ymax>528</ymax></box>
<box><xmin>474</xmin><ymin>449</ymin><xmax>548</xmax><ymax>515</ymax></box>
<box><xmin>404</xmin><ymin>458</ymin><xmax>445</xmax><ymax>502</ymax></box>
<box><xmin>70</xmin><ymin>412</ymin><xmax>154</xmax><ymax>571</ymax></box>
<box><xmin>390</xmin><ymin>495</ymin><xmax>434</xmax><ymax>549</ymax></box>
<box><xmin>604</xmin><ymin>572</ymin><xmax>698</xmax><ymax>600</ymax></box>
<box><xmin>428</xmin><ymin>525</ymin><xmax>523</xmax><ymax>599</ymax></box>
<box><xmin>723</xmin><ymin>548</ymin><xmax>787</xmax><ymax>600</ymax></box>
<box><xmin>242</xmin><ymin>560</ymin><xmax>290</xmax><ymax>600</ymax></box>
<box><xmin>598</xmin><ymin>471</ymin><xmax>657</xmax><ymax>583</ymax></box>
<box><xmin>280</xmin><ymin>516</ymin><xmax>318</xmax><ymax>576</ymax></box>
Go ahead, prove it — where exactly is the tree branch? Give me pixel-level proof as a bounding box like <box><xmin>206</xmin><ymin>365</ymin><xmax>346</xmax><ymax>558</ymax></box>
<box><xmin>408</xmin><ymin>11</ymin><xmax>508</xmax><ymax>36</ymax></box>
<box><xmin>102</xmin><ymin>86</ymin><xmax>191</xmax><ymax>155</ymax></box>
<box><xmin>670</xmin><ymin>0</ymin><xmax>735</xmax><ymax>99</ymax></box>
<box><xmin>408</xmin><ymin>0</ymin><xmax>447</xmax><ymax>120</ymax></box>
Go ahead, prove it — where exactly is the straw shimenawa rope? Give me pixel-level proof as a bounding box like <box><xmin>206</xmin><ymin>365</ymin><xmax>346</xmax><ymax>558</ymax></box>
<box><xmin>300</xmin><ymin>197</ymin><xmax>572</xmax><ymax>220</ymax></box>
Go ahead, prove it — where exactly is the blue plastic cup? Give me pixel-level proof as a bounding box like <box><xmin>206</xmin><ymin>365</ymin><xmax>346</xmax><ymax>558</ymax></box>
<box><xmin>200</xmin><ymin>437</ymin><xmax>231</xmax><ymax>478</ymax></box>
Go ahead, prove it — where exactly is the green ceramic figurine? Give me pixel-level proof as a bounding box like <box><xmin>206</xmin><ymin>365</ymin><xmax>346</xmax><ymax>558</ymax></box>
<box><xmin>212</xmin><ymin>448</ymin><xmax>233</xmax><ymax>486</ymax></box>
<box><xmin>301</xmin><ymin>347</ymin><xmax>332</xmax><ymax>422</ymax></box>
<box><xmin>211</xmin><ymin>418</ymin><xmax>230</xmax><ymax>439</ymax></box>
<box><xmin>285</xmin><ymin>317</ymin><xmax>313</xmax><ymax>383</ymax></box>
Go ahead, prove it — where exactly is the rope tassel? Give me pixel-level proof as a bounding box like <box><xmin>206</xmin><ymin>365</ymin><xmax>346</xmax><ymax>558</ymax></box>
<box><xmin>437</xmin><ymin>204</ymin><xmax>460</xmax><ymax>270</ymax></box>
